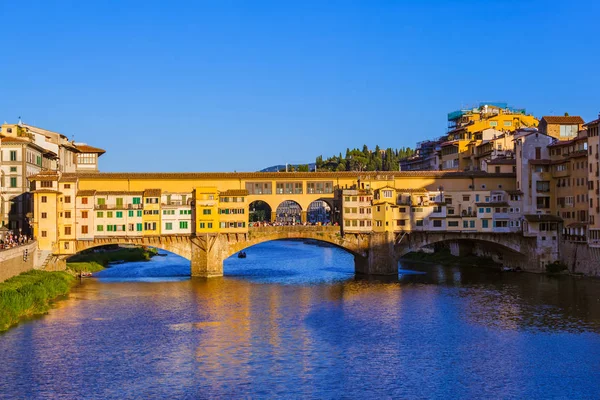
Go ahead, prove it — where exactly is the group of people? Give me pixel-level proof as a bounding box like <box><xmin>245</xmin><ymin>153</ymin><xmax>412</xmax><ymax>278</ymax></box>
<box><xmin>250</xmin><ymin>221</ymin><xmax>339</xmax><ymax>227</ymax></box>
<box><xmin>1</xmin><ymin>233</ymin><xmax>32</xmax><ymax>249</ymax></box>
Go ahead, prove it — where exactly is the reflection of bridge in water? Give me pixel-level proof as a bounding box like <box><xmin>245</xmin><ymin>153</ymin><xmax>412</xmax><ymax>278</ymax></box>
<box><xmin>71</xmin><ymin>226</ymin><xmax>538</xmax><ymax>277</ymax></box>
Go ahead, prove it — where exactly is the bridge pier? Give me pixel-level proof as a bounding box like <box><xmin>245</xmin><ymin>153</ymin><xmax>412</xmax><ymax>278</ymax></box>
<box><xmin>354</xmin><ymin>232</ymin><xmax>399</xmax><ymax>276</ymax></box>
<box><xmin>191</xmin><ymin>235</ymin><xmax>224</xmax><ymax>278</ymax></box>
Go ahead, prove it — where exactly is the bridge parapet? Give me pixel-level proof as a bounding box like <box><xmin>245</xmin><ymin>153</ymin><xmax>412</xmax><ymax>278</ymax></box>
<box><xmin>248</xmin><ymin>225</ymin><xmax>341</xmax><ymax>235</ymax></box>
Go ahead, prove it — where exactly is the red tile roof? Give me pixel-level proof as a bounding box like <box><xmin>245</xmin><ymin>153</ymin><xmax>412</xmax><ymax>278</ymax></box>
<box><xmin>74</xmin><ymin>144</ymin><xmax>106</xmax><ymax>155</ymax></box>
<box><xmin>541</xmin><ymin>116</ymin><xmax>585</xmax><ymax>124</ymax></box>
<box><xmin>58</xmin><ymin>171</ymin><xmax>516</xmax><ymax>180</ymax></box>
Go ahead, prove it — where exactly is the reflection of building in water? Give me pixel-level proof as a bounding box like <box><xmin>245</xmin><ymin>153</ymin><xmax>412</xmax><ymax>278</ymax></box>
<box><xmin>276</xmin><ymin>200</ymin><xmax>301</xmax><ymax>223</ymax></box>
<box><xmin>307</xmin><ymin>200</ymin><xmax>331</xmax><ymax>223</ymax></box>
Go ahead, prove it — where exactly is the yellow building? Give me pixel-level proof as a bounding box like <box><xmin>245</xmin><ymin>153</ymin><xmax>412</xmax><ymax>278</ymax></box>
<box><xmin>194</xmin><ymin>187</ymin><xmax>219</xmax><ymax>233</ymax></box>
<box><xmin>30</xmin><ymin>171</ymin><xmax>519</xmax><ymax>256</ymax></box>
<box><xmin>441</xmin><ymin>103</ymin><xmax>538</xmax><ymax>171</ymax></box>
<box><xmin>218</xmin><ymin>190</ymin><xmax>248</xmax><ymax>233</ymax></box>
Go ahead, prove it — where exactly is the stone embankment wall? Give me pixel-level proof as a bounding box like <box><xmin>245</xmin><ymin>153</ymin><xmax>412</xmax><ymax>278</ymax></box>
<box><xmin>560</xmin><ymin>241</ymin><xmax>600</xmax><ymax>277</ymax></box>
<box><xmin>0</xmin><ymin>242</ymin><xmax>37</xmax><ymax>282</ymax></box>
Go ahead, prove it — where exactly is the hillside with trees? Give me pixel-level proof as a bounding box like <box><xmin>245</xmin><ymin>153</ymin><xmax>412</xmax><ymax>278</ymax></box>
<box><xmin>315</xmin><ymin>145</ymin><xmax>414</xmax><ymax>172</ymax></box>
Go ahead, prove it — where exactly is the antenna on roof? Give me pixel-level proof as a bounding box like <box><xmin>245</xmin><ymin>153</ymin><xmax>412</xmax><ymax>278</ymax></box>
<box><xmin>17</xmin><ymin>117</ymin><xmax>22</xmax><ymax>126</ymax></box>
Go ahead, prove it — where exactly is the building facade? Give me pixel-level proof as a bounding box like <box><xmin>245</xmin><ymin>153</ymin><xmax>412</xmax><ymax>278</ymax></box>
<box><xmin>0</xmin><ymin>121</ymin><xmax>104</xmax><ymax>233</ymax></box>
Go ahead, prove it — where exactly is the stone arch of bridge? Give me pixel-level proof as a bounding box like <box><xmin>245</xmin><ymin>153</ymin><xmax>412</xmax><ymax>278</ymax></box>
<box><xmin>397</xmin><ymin>234</ymin><xmax>527</xmax><ymax>259</ymax></box>
<box><xmin>73</xmin><ymin>237</ymin><xmax>193</xmax><ymax>261</ymax></box>
<box><xmin>221</xmin><ymin>230</ymin><xmax>366</xmax><ymax>261</ymax></box>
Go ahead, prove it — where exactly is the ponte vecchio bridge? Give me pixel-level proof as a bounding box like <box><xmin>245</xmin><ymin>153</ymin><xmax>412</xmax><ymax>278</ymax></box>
<box><xmin>31</xmin><ymin>171</ymin><xmax>552</xmax><ymax>276</ymax></box>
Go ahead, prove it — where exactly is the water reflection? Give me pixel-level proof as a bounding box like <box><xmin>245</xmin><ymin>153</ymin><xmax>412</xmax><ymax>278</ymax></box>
<box><xmin>0</xmin><ymin>241</ymin><xmax>599</xmax><ymax>398</ymax></box>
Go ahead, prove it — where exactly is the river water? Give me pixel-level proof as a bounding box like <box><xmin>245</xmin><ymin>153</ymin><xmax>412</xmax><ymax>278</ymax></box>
<box><xmin>1</xmin><ymin>240</ymin><xmax>600</xmax><ymax>399</ymax></box>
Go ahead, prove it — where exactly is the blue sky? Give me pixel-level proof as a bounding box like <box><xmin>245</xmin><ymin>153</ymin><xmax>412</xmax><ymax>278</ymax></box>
<box><xmin>1</xmin><ymin>0</ymin><xmax>598</xmax><ymax>172</ymax></box>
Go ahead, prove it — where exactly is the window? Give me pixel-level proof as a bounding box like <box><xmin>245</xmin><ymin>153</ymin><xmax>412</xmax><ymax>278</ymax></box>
<box><xmin>10</xmin><ymin>167</ymin><xmax>16</xmax><ymax>172</ymax></box>
<box><xmin>482</xmin><ymin>219</ymin><xmax>489</xmax><ymax>228</ymax></box>
<box><xmin>97</xmin><ymin>198</ymin><xmax>105</xmax><ymax>205</ymax></box>
<box><xmin>489</xmin><ymin>121</ymin><xmax>498</xmax><ymax>127</ymax></box>
<box><xmin>107</xmin><ymin>212</ymin><xmax>113</xmax><ymax>218</ymax></box>
<box><xmin>470</xmin><ymin>220</ymin><xmax>475</xmax><ymax>228</ymax></box>
<box><xmin>144</xmin><ymin>222</ymin><xmax>157</xmax><ymax>230</ymax></box>
<box><xmin>145</xmin><ymin>198</ymin><xmax>159</xmax><ymax>204</ymax></box>
<box><xmin>180</xmin><ymin>221</ymin><xmax>188</xmax><ymax>229</ymax></box>
<box><xmin>137</xmin><ymin>211</ymin><xmax>142</xmax><ymax>217</ymax></box>
<box><xmin>463</xmin><ymin>221</ymin><xmax>468</xmax><ymax>228</ymax></box>
<box><xmin>128</xmin><ymin>210</ymin><xmax>134</xmax><ymax>217</ymax></box>
<box><xmin>560</xmin><ymin>124</ymin><xmax>579</xmax><ymax>137</ymax></box>
<box><xmin>97</xmin><ymin>225</ymin><xmax>104</xmax><ymax>232</ymax></box>
<box><xmin>97</xmin><ymin>211</ymin><xmax>104</xmax><ymax>218</ymax></box>
<box><xmin>81</xmin><ymin>197</ymin><xmax>88</xmax><ymax>205</ymax></box>
<box><xmin>165</xmin><ymin>222</ymin><xmax>172</xmax><ymax>230</ymax></box>
<box><xmin>448</xmin><ymin>221</ymin><xmax>459</xmax><ymax>227</ymax></box>
<box><xmin>64</xmin><ymin>196</ymin><xmax>71</xmax><ymax>203</ymax></box>
<box><xmin>475</xmin><ymin>195</ymin><xmax>480</xmax><ymax>202</ymax></box>
<box><xmin>535</xmin><ymin>147</ymin><xmax>541</xmax><ymax>160</ymax></box>
<box><xmin>10</xmin><ymin>177</ymin><xmax>17</xmax><ymax>188</ymax></box>
<box><xmin>307</xmin><ymin>181</ymin><xmax>333</xmax><ymax>194</ymax></box>
<box><xmin>64</xmin><ymin>242</ymin><xmax>69</xmax><ymax>250</ymax></box>
<box><xmin>383</xmin><ymin>190</ymin><xmax>393</xmax><ymax>198</ymax></box>
<box><xmin>82</xmin><ymin>225</ymin><xmax>88</xmax><ymax>234</ymax></box>
<box><xmin>64</xmin><ymin>184</ymin><xmax>71</xmax><ymax>189</ymax></box>
<box><xmin>462</xmin><ymin>195</ymin><xmax>470</xmax><ymax>201</ymax></box>
<box><xmin>504</xmin><ymin>121</ymin><xmax>512</xmax><ymax>127</ymax></box>
<box><xmin>416</xmin><ymin>220</ymin><xmax>424</xmax><ymax>227</ymax></box>
<box><xmin>10</xmin><ymin>151</ymin><xmax>17</xmax><ymax>161</ymax></box>
<box><xmin>65</xmin><ymin>212</ymin><xmax>71</xmax><ymax>219</ymax></box>
<box><xmin>77</xmin><ymin>153</ymin><xmax>97</xmax><ymax>164</ymax></box>
<box><xmin>536</xmin><ymin>181</ymin><xmax>550</xmax><ymax>192</ymax></box>
<box><xmin>133</xmin><ymin>197</ymin><xmax>141</xmax><ymax>205</ymax></box>
<box><xmin>136</xmin><ymin>223</ymin><xmax>143</xmax><ymax>231</ymax></box>
<box><xmin>433</xmin><ymin>220</ymin><xmax>442</xmax><ymax>228</ymax></box>
<box><xmin>479</xmin><ymin>208</ymin><xmax>484</xmax><ymax>214</ymax></box>
<box><xmin>116</xmin><ymin>211</ymin><xmax>123</xmax><ymax>218</ymax></box>
<box><xmin>64</xmin><ymin>226</ymin><xmax>71</xmax><ymax>235</ymax></box>
<box><xmin>203</xmin><ymin>209</ymin><xmax>211</xmax><ymax>215</ymax></box>
<box><xmin>41</xmin><ymin>231</ymin><xmax>47</xmax><ymax>237</ymax></box>
<box><xmin>41</xmin><ymin>181</ymin><xmax>53</xmax><ymax>188</ymax></box>
<box><xmin>208</xmin><ymin>223</ymin><xmax>212</xmax><ymax>228</ymax></box>
<box><xmin>41</xmin><ymin>212</ymin><xmax>47</xmax><ymax>219</ymax></box>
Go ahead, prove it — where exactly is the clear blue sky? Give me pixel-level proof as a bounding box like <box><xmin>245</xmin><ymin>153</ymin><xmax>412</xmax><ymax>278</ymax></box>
<box><xmin>1</xmin><ymin>0</ymin><xmax>598</xmax><ymax>172</ymax></box>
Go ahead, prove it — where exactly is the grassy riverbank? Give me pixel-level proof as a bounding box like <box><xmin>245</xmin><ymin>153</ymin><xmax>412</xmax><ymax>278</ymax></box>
<box><xmin>0</xmin><ymin>270</ymin><xmax>75</xmax><ymax>332</ymax></box>
<box><xmin>402</xmin><ymin>249</ymin><xmax>500</xmax><ymax>268</ymax></box>
<box><xmin>66</xmin><ymin>246</ymin><xmax>159</xmax><ymax>273</ymax></box>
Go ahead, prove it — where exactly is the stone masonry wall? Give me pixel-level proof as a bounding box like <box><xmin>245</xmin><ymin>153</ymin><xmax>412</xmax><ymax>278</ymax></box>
<box><xmin>559</xmin><ymin>241</ymin><xmax>600</xmax><ymax>277</ymax></box>
<box><xmin>0</xmin><ymin>242</ymin><xmax>37</xmax><ymax>282</ymax></box>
